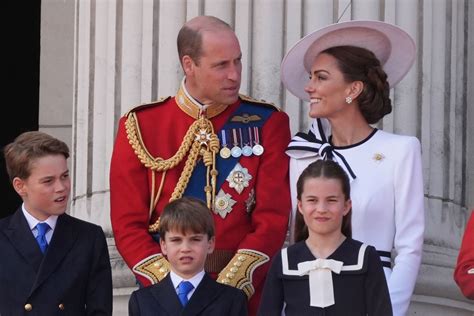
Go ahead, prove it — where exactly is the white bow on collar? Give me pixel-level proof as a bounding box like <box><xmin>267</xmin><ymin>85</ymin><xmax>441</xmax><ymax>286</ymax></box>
<box><xmin>297</xmin><ymin>258</ymin><xmax>344</xmax><ymax>308</ymax></box>
<box><xmin>286</xmin><ymin>118</ymin><xmax>357</xmax><ymax>181</ymax></box>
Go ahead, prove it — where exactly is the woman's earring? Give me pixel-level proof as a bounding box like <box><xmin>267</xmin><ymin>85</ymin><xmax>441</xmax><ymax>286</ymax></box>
<box><xmin>345</xmin><ymin>96</ymin><xmax>352</xmax><ymax>104</ymax></box>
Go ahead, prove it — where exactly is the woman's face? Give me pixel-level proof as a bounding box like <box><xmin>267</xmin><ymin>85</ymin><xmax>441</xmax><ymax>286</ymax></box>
<box><xmin>304</xmin><ymin>53</ymin><xmax>353</xmax><ymax>119</ymax></box>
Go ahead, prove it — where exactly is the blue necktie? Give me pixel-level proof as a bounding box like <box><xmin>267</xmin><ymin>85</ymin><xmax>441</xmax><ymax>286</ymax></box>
<box><xmin>35</xmin><ymin>222</ymin><xmax>50</xmax><ymax>254</ymax></box>
<box><xmin>177</xmin><ymin>281</ymin><xmax>194</xmax><ymax>306</ymax></box>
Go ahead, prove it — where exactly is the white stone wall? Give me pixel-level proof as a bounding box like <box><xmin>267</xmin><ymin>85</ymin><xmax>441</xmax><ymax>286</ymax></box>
<box><xmin>39</xmin><ymin>0</ymin><xmax>474</xmax><ymax>314</ymax></box>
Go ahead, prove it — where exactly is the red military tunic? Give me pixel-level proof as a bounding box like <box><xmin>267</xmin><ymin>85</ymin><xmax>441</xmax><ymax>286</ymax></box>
<box><xmin>454</xmin><ymin>210</ymin><xmax>474</xmax><ymax>300</ymax></box>
<box><xmin>110</xmin><ymin>83</ymin><xmax>291</xmax><ymax>315</ymax></box>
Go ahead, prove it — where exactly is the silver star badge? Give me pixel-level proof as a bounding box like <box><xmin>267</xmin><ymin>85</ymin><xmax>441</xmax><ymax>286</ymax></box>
<box><xmin>214</xmin><ymin>189</ymin><xmax>236</xmax><ymax>219</ymax></box>
<box><xmin>226</xmin><ymin>163</ymin><xmax>252</xmax><ymax>194</ymax></box>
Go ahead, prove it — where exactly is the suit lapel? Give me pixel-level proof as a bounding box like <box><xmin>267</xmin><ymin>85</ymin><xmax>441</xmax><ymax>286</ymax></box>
<box><xmin>31</xmin><ymin>214</ymin><xmax>78</xmax><ymax>293</ymax></box>
<box><xmin>4</xmin><ymin>208</ymin><xmax>44</xmax><ymax>271</ymax></box>
<box><xmin>183</xmin><ymin>274</ymin><xmax>221</xmax><ymax>316</ymax></box>
<box><xmin>150</xmin><ymin>274</ymin><xmax>183</xmax><ymax>315</ymax></box>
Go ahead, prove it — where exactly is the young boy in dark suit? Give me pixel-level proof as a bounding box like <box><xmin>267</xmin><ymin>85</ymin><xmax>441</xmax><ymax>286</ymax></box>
<box><xmin>0</xmin><ymin>131</ymin><xmax>112</xmax><ymax>315</ymax></box>
<box><xmin>128</xmin><ymin>196</ymin><xmax>248</xmax><ymax>316</ymax></box>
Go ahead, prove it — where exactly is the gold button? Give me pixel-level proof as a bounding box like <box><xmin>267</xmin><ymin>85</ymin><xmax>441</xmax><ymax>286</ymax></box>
<box><xmin>24</xmin><ymin>303</ymin><xmax>33</xmax><ymax>311</ymax></box>
<box><xmin>59</xmin><ymin>303</ymin><xmax>65</xmax><ymax>310</ymax></box>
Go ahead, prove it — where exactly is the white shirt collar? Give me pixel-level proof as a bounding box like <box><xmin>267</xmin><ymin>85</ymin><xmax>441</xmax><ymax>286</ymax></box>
<box><xmin>169</xmin><ymin>269</ymin><xmax>205</xmax><ymax>294</ymax></box>
<box><xmin>21</xmin><ymin>203</ymin><xmax>58</xmax><ymax>231</ymax></box>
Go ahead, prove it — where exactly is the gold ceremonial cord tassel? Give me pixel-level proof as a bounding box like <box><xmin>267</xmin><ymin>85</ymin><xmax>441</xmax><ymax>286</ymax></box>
<box><xmin>202</xmin><ymin>132</ymin><xmax>220</xmax><ymax>208</ymax></box>
<box><xmin>125</xmin><ymin>112</ymin><xmax>219</xmax><ymax>233</ymax></box>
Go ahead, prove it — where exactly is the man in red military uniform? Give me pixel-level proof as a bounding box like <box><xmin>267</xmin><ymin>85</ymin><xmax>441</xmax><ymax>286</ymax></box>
<box><xmin>454</xmin><ymin>209</ymin><xmax>474</xmax><ymax>300</ymax></box>
<box><xmin>110</xmin><ymin>15</ymin><xmax>291</xmax><ymax>315</ymax></box>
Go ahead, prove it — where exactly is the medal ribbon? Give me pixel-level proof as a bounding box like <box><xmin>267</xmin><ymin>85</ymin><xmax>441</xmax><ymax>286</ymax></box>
<box><xmin>221</xmin><ymin>130</ymin><xmax>228</xmax><ymax>147</ymax></box>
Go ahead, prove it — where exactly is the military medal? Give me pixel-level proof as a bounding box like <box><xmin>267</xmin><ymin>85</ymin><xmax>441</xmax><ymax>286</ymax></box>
<box><xmin>226</xmin><ymin>163</ymin><xmax>252</xmax><ymax>194</ymax></box>
<box><xmin>242</xmin><ymin>146</ymin><xmax>253</xmax><ymax>157</ymax></box>
<box><xmin>231</xmin><ymin>128</ymin><xmax>242</xmax><ymax>158</ymax></box>
<box><xmin>220</xmin><ymin>146</ymin><xmax>231</xmax><ymax>159</ymax></box>
<box><xmin>245</xmin><ymin>188</ymin><xmax>256</xmax><ymax>214</ymax></box>
<box><xmin>231</xmin><ymin>146</ymin><xmax>242</xmax><ymax>158</ymax></box>
<box><xmin>219</xmin><ymin>130</ymin><xmax>231</xmax><ymax>159</ymax></box>
<box><xmin>252</xmin><ymin>126</ymin><xmax>264</xmax><ymax>156</ymax></box>
<box><xmin>241</xmin><ymin>128</ymin><xmax>253</xmax><ymax>157</ymax></box>
<box><xmin>214</xmin><ymin>189</ymin><xmax>237</xmax><ymax>219</ymax></box>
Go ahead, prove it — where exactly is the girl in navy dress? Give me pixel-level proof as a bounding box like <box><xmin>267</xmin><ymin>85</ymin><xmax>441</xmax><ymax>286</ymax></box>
<box><xmin>258</xmin><ymin>160</ymin><xmax>392</xmax><ymax>316</ymax></box>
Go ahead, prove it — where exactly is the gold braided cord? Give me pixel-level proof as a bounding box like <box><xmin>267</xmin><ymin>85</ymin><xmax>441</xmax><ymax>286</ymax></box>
<box><xmin>207</xmin><ymin>134</ymin><xmax>220</xmax><ymax>207</ymax></box>
<box><xmin>169</xmin><ymin>140</ymin><xmax>201</xmax><ymax>201</ymax></box>
<box><xmin>147</xmin><ymin>170</ymin><xmax>167</xmax><ymax>233</ymax></box>
<box><xmin>125</xmin><ymin>111</ymin><xmax>220</xmax><ymax>233</ymax></box>
<box><xmin>153</xmin><ymin>171</ymin><xmax>167</xmax><ymax>210</ymax></box>
<box><xmin>126</xmin><ymin>112</ymin><xmax>200</xmax><ymax>171</ymax></box>
<box><xmin>169</xmin><ymin>116</ymin><xmax>219</xmax><ymax>208</ymax></box>
<box><xmin>149</xmin><ymin>170</ymin><xmax>156</xmax><ymax>218</ymax></box>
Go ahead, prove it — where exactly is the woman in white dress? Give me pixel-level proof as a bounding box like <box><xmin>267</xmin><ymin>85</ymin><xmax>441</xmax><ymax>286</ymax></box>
<box><xmin>281</xmin><ymin>20</ymin><xmax>424</xmax><ymax>316</ymax></box>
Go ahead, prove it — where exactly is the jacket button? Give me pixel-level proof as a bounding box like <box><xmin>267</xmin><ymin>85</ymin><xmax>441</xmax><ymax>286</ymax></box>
<box><xmin>24</xmin><ymin>303</ymin><xmax>33</xmax><ymax>311</ymax></box>
<box><xmin>59</xmin><ymin>303</ymin><xmax>65</xmax><ymax>310</ymax></box>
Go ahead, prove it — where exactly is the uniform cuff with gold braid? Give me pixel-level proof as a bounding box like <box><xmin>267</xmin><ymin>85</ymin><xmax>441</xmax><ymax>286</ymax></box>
<box><xmin>133</xmin><ymin>253</ymin><xmax>170</xmax><ymax>284</ymax></box>
<box><xmin>216</xmin><ymin>249</ymin><xmax>269</xmax><ymax>299</ymax></box>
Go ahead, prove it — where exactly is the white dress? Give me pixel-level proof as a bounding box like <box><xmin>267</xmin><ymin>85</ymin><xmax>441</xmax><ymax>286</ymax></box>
<box><xmin>286</xmin><ymin>118</ymin><xmax>425</xmax><ymax>316</ymax></box>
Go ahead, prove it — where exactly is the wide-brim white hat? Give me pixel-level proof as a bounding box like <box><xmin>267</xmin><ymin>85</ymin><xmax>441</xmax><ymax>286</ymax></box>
<box><xmin>281</xmin><ymin>20</ymin><xmax>416</xmax><ymax>101</ymax></box>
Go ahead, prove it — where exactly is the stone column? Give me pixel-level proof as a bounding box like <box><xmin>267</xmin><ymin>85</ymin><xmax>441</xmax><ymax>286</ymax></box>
<box><xmin>38</xmin><ymin>0</ymin><xmax>473</xmax><ymax>314</ymax></box>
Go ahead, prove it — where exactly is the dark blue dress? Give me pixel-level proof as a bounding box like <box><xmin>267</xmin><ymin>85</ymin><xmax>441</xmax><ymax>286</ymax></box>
<box><xmin>257</xmin><ymin>238</ymin><xmax>392</xmax><ymax>316</ymax></box>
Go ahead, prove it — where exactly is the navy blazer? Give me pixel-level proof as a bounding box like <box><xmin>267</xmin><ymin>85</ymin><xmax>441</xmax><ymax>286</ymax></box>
<box><xmin>0</xmin><ymin>208</ymin><xmax>112</xmax><ymax>315</ymax></box>
<box><xmin>129</xmin><ymin>273</ymin><xmax>248</xmax><ymax>316</ymax></box>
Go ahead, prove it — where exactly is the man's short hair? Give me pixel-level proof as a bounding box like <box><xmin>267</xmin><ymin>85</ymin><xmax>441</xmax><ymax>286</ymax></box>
<box><xmin>177</xmin><ymin>16</ymin><xmax>232</xmax><ymax>65</ymax></box>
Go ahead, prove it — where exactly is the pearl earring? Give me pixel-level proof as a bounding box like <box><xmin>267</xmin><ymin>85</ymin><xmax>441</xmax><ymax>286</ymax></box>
<box><xmin>345</xmin><ymin>96</ymin><xmax>352</xmax><ymax>104</ymax></box>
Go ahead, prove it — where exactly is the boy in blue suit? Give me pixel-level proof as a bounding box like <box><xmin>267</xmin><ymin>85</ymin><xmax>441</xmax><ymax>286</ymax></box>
<box><xmin>128</xmin><ymin>196</ymin><xmax>247</xmax><ymax>316</ymax></box>
<box><xmin>0</xmin><ymin>131</ymin><xmax>112</xmax><ymax>315</ymax></box>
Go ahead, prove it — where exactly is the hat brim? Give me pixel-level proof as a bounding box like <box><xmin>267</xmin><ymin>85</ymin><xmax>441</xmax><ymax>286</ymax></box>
<box><xmin>281</xmin><ymin>20</ymin><xmax>416</xmax><ymax>102</ymax></box>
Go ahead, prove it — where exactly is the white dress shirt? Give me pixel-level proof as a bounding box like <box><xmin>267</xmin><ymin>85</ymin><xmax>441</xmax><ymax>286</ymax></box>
<box><xmin>22</xmin><ymin>203</ymin><xmax>58</xmax><ymax>244</ymax></box>
<box><xmin>169</xmin><ymin>269</ymin><xmax>205</xmax><ymax>301</ymax></box>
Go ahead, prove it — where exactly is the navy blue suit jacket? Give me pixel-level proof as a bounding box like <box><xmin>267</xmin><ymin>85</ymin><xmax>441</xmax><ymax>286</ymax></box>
<box><xmin>0</xmin><ymin>208</ymin><xmax>113</xmax><ymax>315</ymax></box>
<box><xmin>129</xmin><ymin>273</ymin><xmax>248</xmax><ymax>316</ymax></box>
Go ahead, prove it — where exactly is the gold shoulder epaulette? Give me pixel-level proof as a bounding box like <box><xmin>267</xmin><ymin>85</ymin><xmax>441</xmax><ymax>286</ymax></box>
<box><xmin>239</xmin><ymin>94</ymin><xmax>281</xmax><ymax>112</ymax></box>
<box><xmin>124</xmin><ymin>96</ymin><xmax>171</xmax><ymax>117</ymax></box>
<box><xmin>216</xmin><ymin>249</ymin><xmax>269</xmax><ymax>299</ymax></box>
<box><xmin>133</xmin><ymin>253</ymin><xmax>170</xmax><ymax>284</ymax></box>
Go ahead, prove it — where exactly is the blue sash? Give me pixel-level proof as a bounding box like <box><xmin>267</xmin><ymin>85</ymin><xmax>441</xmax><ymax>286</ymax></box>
<box><xmin>184</xmin><ymin>101</ymin><xmax>274</xmax><ymax>201</ymax></box>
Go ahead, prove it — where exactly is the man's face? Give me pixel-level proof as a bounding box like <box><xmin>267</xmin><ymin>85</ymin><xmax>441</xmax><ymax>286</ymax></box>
<box><xmin>160</xmin><ymin>229</ymin><xmax>215</xmax><ymax>279</ymax></box>
<box><xmin>184</xmin><ymin>29</ymin><xmax>242</xmax><ymax>106</ymax></box>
